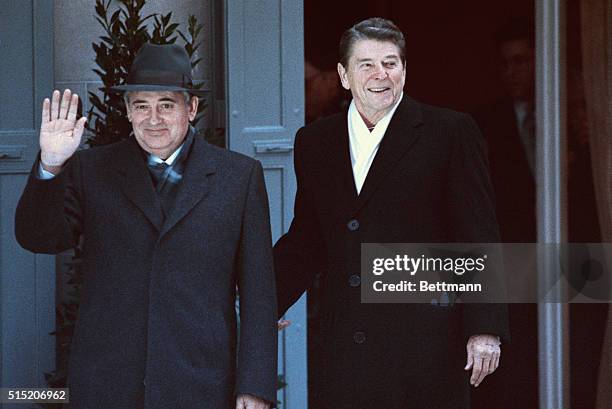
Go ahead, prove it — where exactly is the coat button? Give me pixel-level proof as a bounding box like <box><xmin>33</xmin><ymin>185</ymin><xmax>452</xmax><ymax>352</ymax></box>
<box><xmin>349</xmin><ymin>274</ymin><xmax>361</xmax><ymax>287</ymax></box>
<box><xmin>347</xmin><ymin>219</ymin><xmax>360</xmax><ymax>231</ymax></box>
<box><xmin>353</xmin><ymin>331</ymin><xmax>366</xmax><ymax>344</ymax></box>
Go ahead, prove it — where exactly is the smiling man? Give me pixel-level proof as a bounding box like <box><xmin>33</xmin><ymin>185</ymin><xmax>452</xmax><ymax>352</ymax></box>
<box><xmin>126</xmin><ymin>91</ymin><xmax>198</xmax><ymax>159</ymax></box>
<box><xmin>15</xmin><ymin>43</ymin><xmax>277</xmax><ymax>409</ymax></box>
<box><xmin>274</xmin><ymin>18</ymin><xmax>508</xmax><ymax>409</ymax></box>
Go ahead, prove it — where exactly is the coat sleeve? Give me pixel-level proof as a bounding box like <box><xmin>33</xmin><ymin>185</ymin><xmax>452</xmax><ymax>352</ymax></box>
<box><xmin>235</xmin><ymin>160</ymin><xmax>278</xmax><ymax>404</ymax></box>
<box><xmin>446</xmin><ymin>114</ymin><xmax>510</xmax><ymax>342</ymax></box>
<box><xmin>273</xmin><ymin>128</ymin><xmax>328</xmax><ymax>316</ymax></box>
<box><xmin>14</xmin><ymin>153</ymin><xmax>83</xmax><ymax>254</ymax></box>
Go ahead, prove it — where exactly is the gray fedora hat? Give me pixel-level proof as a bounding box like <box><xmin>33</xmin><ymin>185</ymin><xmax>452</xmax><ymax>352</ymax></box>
<box><xmin>109</xmin><ymin>43</ymin><xmax>206</xmax><ymax>96</ymax></box>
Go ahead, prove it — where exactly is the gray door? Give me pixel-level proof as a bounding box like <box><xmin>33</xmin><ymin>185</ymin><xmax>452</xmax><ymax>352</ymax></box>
<box><xmin>224</xmin><ymin>1</ymin><xmax>307</xmax><ymax>407</ymax></box>
<box><xmin>0</xmin><ymin>0</ymin><xmax>56</xmax><ymax>405</ymax></box>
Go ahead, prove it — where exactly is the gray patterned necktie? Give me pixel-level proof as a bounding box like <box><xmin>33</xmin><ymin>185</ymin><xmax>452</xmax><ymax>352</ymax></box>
<box><xmin>148</xmin><ymin>161</ymin><xmax>170</xmax><ymax>189</ymax></box>
<box><xmin>144</xmin><ymin>127</ymin><xmax>195</xmax><ymax>218</ymax></box>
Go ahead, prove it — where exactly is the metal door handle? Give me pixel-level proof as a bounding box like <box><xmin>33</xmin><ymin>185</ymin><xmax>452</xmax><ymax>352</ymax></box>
<box><xmin>253</xmin><ymin>140</ymin><xmax>294</xmax><ymax>155</ymax></box>
<box><xmin>261</xmin><ymin>146</ymin><xmax>292</xmax><ymax>153</ymax></box>
<box><xmin>0</xmin><ymin>148</ymin><xmax>23</xmax><ymax>160</ymax></box>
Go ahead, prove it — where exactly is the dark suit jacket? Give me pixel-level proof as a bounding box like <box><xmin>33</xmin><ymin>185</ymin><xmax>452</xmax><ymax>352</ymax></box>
<box><xmin>274</xmin><ymin>96</ymin><xmax>508</xmax><ymax>409</ymax></box>
<box><xmin>472</xmin><ymin>97</ymin><xmax>536</xmax><ymax>242</ymax></box>
<box><xmin>15</xmin><ymin>134</ymin><xmax>277</xmax><ymax>409</ymax></box>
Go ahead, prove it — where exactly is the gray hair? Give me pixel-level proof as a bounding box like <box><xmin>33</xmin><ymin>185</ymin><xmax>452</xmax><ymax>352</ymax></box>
<box><xmin>123</xmin><ymin>91</ymin><xmax>193</xmax><ymax>109</ymax></box>
<box><xmin>338</xmin><ymin>17</ymin><xmax>406</xmax><ymax>68</ymax></box>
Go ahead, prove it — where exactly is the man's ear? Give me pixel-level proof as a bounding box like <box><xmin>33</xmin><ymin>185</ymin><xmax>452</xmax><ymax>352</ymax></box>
<box><xmin>337</xmin><ymin>63</ymin><xmax>350</xmax><ymax>90</ymax></box>
<box><xmin>124</xmin><ymin>93</ymin><xmax>132</xmax><ymax>122</ymax></box>
<box><xmin>188</xmin><ymin>96</ymin><xmax>199</xmax><ymax>121</ymax></box>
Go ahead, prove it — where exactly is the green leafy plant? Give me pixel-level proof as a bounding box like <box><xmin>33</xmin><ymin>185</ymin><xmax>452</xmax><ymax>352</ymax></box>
<box><xmin>87</xmin><ymin>0</ymin><xmax>208</xmax><ymax>147</ymax></box>
<box><xmin>39</xmin><ymin>250</ymin><xmax>82</xmax><ymax>408</ymax></box>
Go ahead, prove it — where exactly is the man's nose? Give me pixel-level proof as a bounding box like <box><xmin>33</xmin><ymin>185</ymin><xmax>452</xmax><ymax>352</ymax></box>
<box><xmin>373</xmin><ymin>64</ymin><xmax>389</xmax><ymax>80</ymax></box>
<box><xmin>149</xmin><ymin>107</ymin><xmax>161</xmax><ymax>125</ymax></box>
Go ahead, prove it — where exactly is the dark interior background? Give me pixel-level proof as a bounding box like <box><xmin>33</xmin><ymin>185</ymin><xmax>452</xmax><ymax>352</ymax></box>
<box><xmin>304</xmin><ymin>0</ymin><xmax>584</xmax><ymax>111</ymax></box>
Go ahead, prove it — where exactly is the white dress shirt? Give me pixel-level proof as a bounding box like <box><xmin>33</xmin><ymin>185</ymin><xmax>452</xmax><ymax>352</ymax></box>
<box><xmin>513</xmin><ymin>100</ymin><xmax>535</xmax><ymax>174</ymax></box>
<box><xmin>347</xmin><ymin>93</ymin><xmax>403</xmax><ymax>194</ymax></box>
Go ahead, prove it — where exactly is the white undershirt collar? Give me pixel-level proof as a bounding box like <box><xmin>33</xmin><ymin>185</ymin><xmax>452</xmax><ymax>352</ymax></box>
<box><xmin>148</xmin><ymin>142</ymin><xmax>183</xmax><ymax>166</ymax></box>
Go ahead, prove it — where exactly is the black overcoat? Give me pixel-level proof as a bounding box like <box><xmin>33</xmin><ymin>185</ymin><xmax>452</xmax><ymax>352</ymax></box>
<box><xmin>15</xmin><ymin>134</ymin><xmax>278</xmax><ymax>409</ymax></box>
<box><xmin>274</xmin><ymin>96</ymin><xmax>509</xmax><ymax>409</ymax></box>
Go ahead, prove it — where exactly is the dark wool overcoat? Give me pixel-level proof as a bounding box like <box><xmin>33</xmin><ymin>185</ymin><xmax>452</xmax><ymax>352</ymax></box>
<box><xmin>274</xmin><ymin>96</ymin><xmax>509</xmax><ymax>409</ymax></box>
<box><xmin>15</xmin><ymin>134</ymin><xmax>277</xmax><ymax>409</ymax></box>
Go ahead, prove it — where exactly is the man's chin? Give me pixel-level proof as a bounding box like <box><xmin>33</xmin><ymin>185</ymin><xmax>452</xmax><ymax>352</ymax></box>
<box><xmin>144</xmin><ymin>130</ymin><xmax>169</xmax><ymax>138</ymax></box>
<box><xmin>137</xmin><ymin>141</ymin><xmax>173</xmax><ymax>157</ymax></box>
<box><xmin>367</xmin><ymin>92</ymin><xmax>397</xmax><ymax>106</ymax></box>
<box><xmin>367</xmin><ymin>101</ymin><xmax>395</xmax><ymax>114</ymax></box>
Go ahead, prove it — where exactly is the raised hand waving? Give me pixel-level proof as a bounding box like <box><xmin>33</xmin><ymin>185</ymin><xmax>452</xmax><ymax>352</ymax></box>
<box><xmin>40</xmin><ymin>89</ymin><xmax>87</xmax><ymax>172</ymax></box>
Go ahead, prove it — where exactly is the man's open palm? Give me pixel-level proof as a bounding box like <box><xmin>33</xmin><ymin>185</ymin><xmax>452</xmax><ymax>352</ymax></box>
<box><xmin>40</xmin><ymin>89</ymin><xmax>86</xmax><ymax>168</ymax></box>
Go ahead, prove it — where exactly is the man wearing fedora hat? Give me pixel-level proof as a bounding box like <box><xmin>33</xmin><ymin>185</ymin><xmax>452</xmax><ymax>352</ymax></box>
<box><xmin>15</xmin><ymin>43</ymin><xmax>277</xmax><ymax>409</ymax></box>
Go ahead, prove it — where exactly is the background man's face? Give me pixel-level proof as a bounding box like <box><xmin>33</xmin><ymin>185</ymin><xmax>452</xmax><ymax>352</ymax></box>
<box><xmin>337</xmin><ymin>39</ymin><xmax>405</xmax><ymax>124</ymax></box>
<box><xmin>126</xmin><ymin>91</ymin><xmax>198</xmax><ymax>159</ymax></box>
<box><xmin>499</xmin><ymin>39</ymin><xmax>535</xmax><ymax>102</ymax></box>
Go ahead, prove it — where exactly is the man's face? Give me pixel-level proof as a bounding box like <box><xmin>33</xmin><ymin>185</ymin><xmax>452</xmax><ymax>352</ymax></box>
<box><xmin>126</xmin><ymin>91</ymin><xmax>198</xmax><ymax>159</ymax></box>
<box><xmin>499</xmin><ymin>39</ymin><xmax>535</xmax><ymax>102</ymax></box>
<box><xmin>337</xmin><ymin>39</ymin><xmax>405</xmax><ymax>124</ymax></box>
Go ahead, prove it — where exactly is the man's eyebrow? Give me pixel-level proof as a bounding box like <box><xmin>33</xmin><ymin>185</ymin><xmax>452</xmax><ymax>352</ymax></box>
<box><xmin>130</xmin><ymin>97</ymin><xmax>177</xmax><ymax>105</ymax></box>
<box><xmin>355</xmin><ymin>55</ymin><xmax>400</xmax><ymax>63</ymax></box>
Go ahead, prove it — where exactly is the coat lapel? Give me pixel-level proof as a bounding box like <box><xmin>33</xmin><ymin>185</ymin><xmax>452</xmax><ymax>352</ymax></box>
<box><xmin>323</xmin><ymin>114</ymin><xmax>358</xmax><ymax>209</ymax></box>
<box><xmin>115</xmin><ymin>137</ymin><xmax>164</xmax><ymax>231</ymax></box>
<box><xmin>352</xmin><ymin>96</ymin><xmax>424</xmax><ymax>213</ymax></box>
<box><xmin>159</xmin><ymin>135</ymin><xmax>216</xmax><ymax>238</ymax></box>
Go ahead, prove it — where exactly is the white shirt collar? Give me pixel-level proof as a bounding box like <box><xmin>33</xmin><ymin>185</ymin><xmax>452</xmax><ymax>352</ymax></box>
<box><xmin>349</xmin><ymin>92</ymin><xmax>404</xmax><ymax>132</ymax></box>
<box><xmin>348</xmin><ymin>93</ymin><xmax>404</xmax><ymax>160</ymax></box>
<box><xmin>148</xmin><ymin>142</ymin><xmax>183</xmax><ymax>166</ymax></box>
<box><xmin>513</xmin><ymin>100</ymin><xmax>530</xmax><ymax>126</ymax></box>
